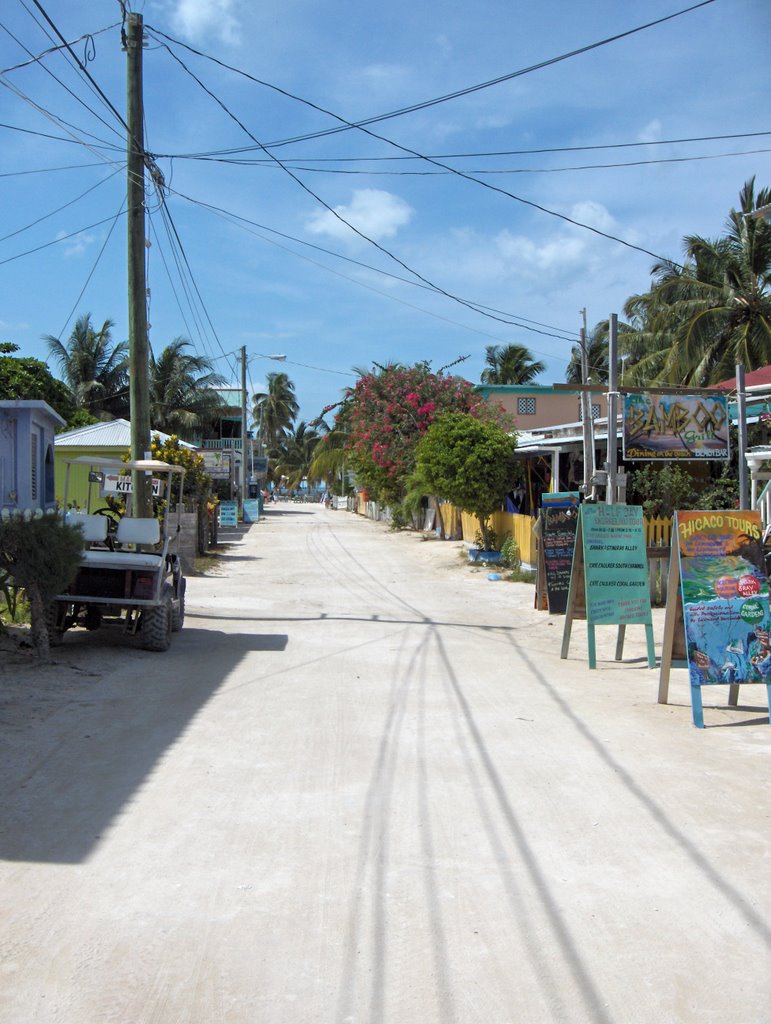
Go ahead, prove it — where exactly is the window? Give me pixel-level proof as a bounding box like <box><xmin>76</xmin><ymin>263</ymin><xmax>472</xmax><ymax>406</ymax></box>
<box><xmin>30</xmin><ymin>433</ymin><xmax>38</xmax><ymax>502</ymax></box>
<box><xmin>578</xmin><ymin>402</ymin><xmax>602</xmax><ymax>421</ymax></box>
<box><xmin>517</xmin><ymin>397</ymin><xmax>536</xmax><ymax>416</ymax></box>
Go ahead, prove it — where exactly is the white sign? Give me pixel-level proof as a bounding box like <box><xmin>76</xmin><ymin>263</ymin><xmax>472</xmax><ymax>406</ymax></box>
<box><xmin>103</xmin><ymin>473</ymin><xmax>162</xmax><ymax>497</ymax></box>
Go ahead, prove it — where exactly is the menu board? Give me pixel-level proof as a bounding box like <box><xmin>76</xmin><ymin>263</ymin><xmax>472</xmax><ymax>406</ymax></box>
<box><xmin>541</xmin><ymin>506</ymin><xmax>579</xmax><ymax>614</ymax></box>
<box><xmin>582</xmin><ymin>504</ymin><xmax>652</xmax><ymax>625</ymax></box>
<box><xmin>242</xmin><ymin>499</ymin><xmax>260</xmax><ymax>523</ymax></box>
<box><xmin>676</xmin><ymin>510</ymin><xmax>770</xmax><ymax>688</ymax></box>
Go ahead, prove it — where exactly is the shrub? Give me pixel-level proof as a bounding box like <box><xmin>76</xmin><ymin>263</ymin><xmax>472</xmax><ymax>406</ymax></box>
<box><xmin>0</xmin><ymin>512</ymin><xmax>83</xmax><ymax>658</ymax></box>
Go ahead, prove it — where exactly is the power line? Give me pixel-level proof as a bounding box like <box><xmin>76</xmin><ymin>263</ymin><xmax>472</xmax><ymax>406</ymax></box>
<box><xmin>0</xmin><ymin>165</ymin><xmax>123</xmax><ymax>243</ymax></box>
<box><xmin>182</xmin><ymin>146</ymin><xmax>771</xmax><ymax>177</ymax></box>
<box><xmin>1</xmin><ymin>14</ymin><xmax>124</xmax><ymax>143</ymax></box>
<box><xmin>171</xmin><ymin>130</ymin><xmax>771</xmax><ymax>162</ymax></box>
<box><xmin>148</xmin><ymin>2</ymin><xmax>716</xmax><ymax>151</ymax></box>
<box><xmin>0</xmin><ymin>211</ymin><xmax>127</xmax><ymax>266</ymax></box>
<box><xmin>23</xmin><ymin>0</ymin><xmax>129</xmax><ymax>136</ymax></box>
<box><xmin>169</xmin><ymin>184</ymin><xmax>578</xmax><ymax>343</ymax></box>
<box><xmin>54</xmin><ymin>198</ymin><xmax>126</xmax><ymax>341</ymax></box>
<box><xmin>145</xmin><ymin>22</ymin><xmax>701</xmax><ymax>268</ymax></box>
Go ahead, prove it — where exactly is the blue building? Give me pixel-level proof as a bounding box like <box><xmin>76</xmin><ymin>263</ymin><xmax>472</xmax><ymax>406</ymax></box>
<box><xmin>0</xmin><ymin>400</ymin><xmax>65</xmax><ymax>513</ymax></box>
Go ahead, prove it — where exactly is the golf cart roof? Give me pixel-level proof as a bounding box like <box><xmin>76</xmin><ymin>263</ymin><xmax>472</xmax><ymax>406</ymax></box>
<box><xmin>63</xmin><ymin>456</ymin><xmax>185</xmax><ymax>474</ymax></box>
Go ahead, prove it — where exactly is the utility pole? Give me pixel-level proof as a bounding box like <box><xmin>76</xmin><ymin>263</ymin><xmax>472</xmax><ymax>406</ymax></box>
<box><xmin>126</xmin><ymin>12</ymin><xmax>151</xmax><ymax>515</ymax></box>
<box><xmin>605</xmin><ymin>313</ymin><xmax>619</xmax><ymax>505</ymax></box>
<box><xmin>579</xmin><ymin>308</ymin><xmax>594</xmax><ymax>496</ymax></box>
<box><xmin>736</xmin><ymin>363</ymin><xmax>749</xmax><ymax>509</ymax></box>
<box><xmin>241</xmin><ymin>345</ymin><xmax>248</xmax><ymax>515</ymax></box>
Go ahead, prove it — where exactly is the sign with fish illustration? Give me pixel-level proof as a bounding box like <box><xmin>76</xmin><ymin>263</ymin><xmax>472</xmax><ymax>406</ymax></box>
<box><xmin>658</xmin><ymin>509</ymin><xmax>771</xmax><ymax>728</ymax></box>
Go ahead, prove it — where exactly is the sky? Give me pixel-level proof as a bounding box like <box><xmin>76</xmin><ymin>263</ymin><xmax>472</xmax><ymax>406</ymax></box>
<box><xmin>1</xmin><ymin>0</ymin><xmax>770</xmax><ymax>426</ymax></box>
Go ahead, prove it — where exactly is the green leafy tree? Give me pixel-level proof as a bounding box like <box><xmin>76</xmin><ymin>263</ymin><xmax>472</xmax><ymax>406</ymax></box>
<box><xmin>252</xmin><ymin>372</ymin><xmax>299</xmax><ymax>449</ymax></box>
<box><xmin>413</xmin><ymin>412</ymin><xmax>519</xmax><ymax>549</ymax></box>
<box><xmin>0</xmin><ymin>342</ymin><xmax>74</xmax><ymax>422</ymax></box>
<box><xmin>150</xmin><ymin>338</ymin><xmax>225</xmax><ymax>440</ymax></box>
<box><xmin>44</xmin><ymin>313</ymin><xmax>129</xmax><ymax>418</ymax></box>
<box><xmin>480</xmin><ymin>343</ymin><xmax>545</xmax><ymax>385</ymax></box>
<box><xmin>0</xmin><ymin>514</ymin><xmax>84</xmax><ymax>659</ymax></box>
<box><xmin>149</xmin><ymin>434</ymin><xmax>213</xmax><ymax>555</ymax></box>
<box><xmin>627</xmin><ymin>464</ymin><xmax>699</xmax><ymax>518</ymax></box>
<box><xmin>338</xmin><ymin>361</ymin><xmax>513</xmax><ymax>506</ymax></box>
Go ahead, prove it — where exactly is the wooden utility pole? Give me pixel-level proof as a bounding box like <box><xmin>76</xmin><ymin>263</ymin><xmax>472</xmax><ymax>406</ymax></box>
<box><xmin>605</xmin><ymin>313</ymin><xmax>619</xmax><ymax>505</ymax></box>
<box><xmin>241</xmin><ymin>345</ymin><xmax>248</xmax><ymax>514</ymax></box>
<box><xmin>126</xmin><ymin>12</ymin><xmax>151</xmax><ymax>514</ymax></box>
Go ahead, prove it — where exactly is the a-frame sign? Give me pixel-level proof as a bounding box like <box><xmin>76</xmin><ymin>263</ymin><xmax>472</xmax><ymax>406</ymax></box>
<box><xmin>561</xmin><ymin>504</ymin><xmax>655</xmax><ymax>669</ymax></box>
<box><xmin>659</xmin><ymin>509</ymin><xmax>771</xmax><ymax>728</ymax></box>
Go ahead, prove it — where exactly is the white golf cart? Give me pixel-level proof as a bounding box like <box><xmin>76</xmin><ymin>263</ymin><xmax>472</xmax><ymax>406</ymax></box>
<box><xmin>51</xmin><ymin>456</ymin><xmax>187</xmax><ymax>652</ymax></box>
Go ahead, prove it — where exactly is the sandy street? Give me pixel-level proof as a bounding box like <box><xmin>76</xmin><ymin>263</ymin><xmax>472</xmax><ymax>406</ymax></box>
<box><xmin>0</xmin><ymin>504</ymin><xmax>769</xmax><ymax>1024</ymax></box>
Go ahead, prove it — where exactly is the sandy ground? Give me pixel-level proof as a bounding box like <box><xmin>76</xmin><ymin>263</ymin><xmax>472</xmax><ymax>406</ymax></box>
<box><xmin>0</xmin><ymin>504</ymin><xmax>769</xmax><ymax>1024</ymax></box>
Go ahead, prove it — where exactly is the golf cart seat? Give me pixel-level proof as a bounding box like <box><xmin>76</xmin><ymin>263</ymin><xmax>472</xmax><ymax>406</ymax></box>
<box><xmin>78</xmin><ymin>517</ymin><xmax>165</xmax><ymax>570</ymax></box>
<box><xmin>67</xmin><ymin>512</ymin><xmax>110</xmax><ymax>544</ymax></box>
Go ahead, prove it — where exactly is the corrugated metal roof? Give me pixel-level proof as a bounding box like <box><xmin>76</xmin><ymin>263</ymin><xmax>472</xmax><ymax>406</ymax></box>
<box><xmin>55</xmin><ymin>418</ymin><xmax>196</xmax><ymax>449</ymax></box>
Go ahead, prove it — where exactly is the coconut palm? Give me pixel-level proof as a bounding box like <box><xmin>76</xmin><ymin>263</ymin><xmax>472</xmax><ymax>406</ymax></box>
<box><xmin>149</xmin><ymin>338</ymin><xmax>226</xmax><ymax>439</ymax></box>
<box><xmin>252</xmin><ymin>372</ymin><xmax>299</xmax><ymax>449</ymax></box>
<box><xmin>271</xmin><ymin>420</ymin><xmax>321</xmax><ymax>490</ymax></box>
<box><xmin>623</xmin><ymin>178</ymin><xmax>771</xmax><ymax>386</ymax></box>
<box><xmin>44</xmin><ymin>313</ymin><xmax>129</xmax><ymax>418</ymax></box>
<box><xmin>480</xmin><ymin>343</ymin><xmax>545</xmax><ymax>385</ymax></box>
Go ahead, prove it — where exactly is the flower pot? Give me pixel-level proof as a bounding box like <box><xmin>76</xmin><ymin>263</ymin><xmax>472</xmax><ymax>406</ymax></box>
<box><xmin>468</xmin><ymin>548</ymin><xmax>502</xmax><ymax>564</ymax></box>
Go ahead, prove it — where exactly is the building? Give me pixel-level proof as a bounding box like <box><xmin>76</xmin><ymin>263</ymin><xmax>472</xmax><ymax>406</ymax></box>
<box><xmin>0</xmin><ymin>400</ymin><xmax>65</xmax><ymax>513</ymax></box>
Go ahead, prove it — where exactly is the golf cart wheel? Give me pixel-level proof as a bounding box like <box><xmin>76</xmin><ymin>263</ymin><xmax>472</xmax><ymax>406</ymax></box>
<box><xmin>140</xmin><ymin>588</ymin><xmax>172</xmax><ymax>652</ymax></box>
<box><xmin>171</xmin><ymin>576</ymin><xmax>186</xmax><ymax>632</ymax></box>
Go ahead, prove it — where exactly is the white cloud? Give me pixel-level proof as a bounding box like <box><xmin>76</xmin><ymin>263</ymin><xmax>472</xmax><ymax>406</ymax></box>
<box><xmin>57</xmin><ymin>231</ymin><xmax>95</xmax><ymax>258</ymax></box>
<box><xmin>305</xmin><ymin>189</ymin><xmax>414</xmax><ymax>243</ymax></box>
<box><xmin>638</xmin><ymin>119</ymin><xmax>663</xmax><ymax>144</ymax></box>
<box><xmin>168</xmin><ymin>0</ymin><xmax>240</xmax><ymax>45</ymax></box>
<box><xmin>567</xmin><ymin>201</ymin><xmax>616</xmax><ymax>234</ymax></box>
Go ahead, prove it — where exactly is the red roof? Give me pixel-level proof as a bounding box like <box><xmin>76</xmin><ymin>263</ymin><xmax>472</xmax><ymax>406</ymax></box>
<box><xmin>713</xmin><ymin>365</ymin><xmax>771</xmax><ymax>390</ymax></box>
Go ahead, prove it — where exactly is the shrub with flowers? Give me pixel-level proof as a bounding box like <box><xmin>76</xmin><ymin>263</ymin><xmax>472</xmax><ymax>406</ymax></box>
<box><xmin>335</xmin><ymin>362</ymin><xmax>513</xmax><ymax>505</ymax></box>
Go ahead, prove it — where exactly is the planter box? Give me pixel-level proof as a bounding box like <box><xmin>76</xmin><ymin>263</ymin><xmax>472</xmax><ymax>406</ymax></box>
<box><xmin>468</xmin><ymin>548</ymin><xmax>502</xmax><ymax>564</ymax></box>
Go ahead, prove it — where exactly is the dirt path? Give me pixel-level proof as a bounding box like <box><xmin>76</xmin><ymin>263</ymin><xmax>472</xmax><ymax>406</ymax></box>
<box><xmin>1</xmin><ymin>505</ymin><xmax>768</xmax><ymax>1023</ymax></box>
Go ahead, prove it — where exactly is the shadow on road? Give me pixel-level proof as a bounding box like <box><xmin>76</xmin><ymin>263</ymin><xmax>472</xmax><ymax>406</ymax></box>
<box><xmin>0</xmin><ymin>627</ymin><xmax>288</xmax><ymax>865</ymax></box>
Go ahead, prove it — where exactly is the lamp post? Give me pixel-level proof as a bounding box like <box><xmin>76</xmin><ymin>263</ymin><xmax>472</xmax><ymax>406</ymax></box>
<box><xmin>240</xmin><ymin>350</ymin><xmax>286</xmax><ymax>513</ymax></box>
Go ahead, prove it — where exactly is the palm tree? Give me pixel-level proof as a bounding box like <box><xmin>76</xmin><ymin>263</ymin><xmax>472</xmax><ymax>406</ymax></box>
<box><xmin>44</xmin><ymin>313</ymin><xmax>129</xmax><ymax>418</ymax></box>
<box><xmin>480</xmin><ymin>343</ymin><xmax>545</xmax><ymax>385</ymax></box>
<box><xmin>565</xmin><ymin>323</ymin><xmax>610</xmax><ymax>385</ymax></box>
<box><xmin>308</xmin><ymin>417</ymin><xmax>350</xmax><ymax>493</ymax></box>
<box><xmin>149</xmin><ymin>338</ymin><xmax>226</xmax><ymax>439</ymax></box>
<box><xmin>252</xmin><ymin>372</ymin><xmax>299</xmax><ymax>449</ymax></box>
<box><xmin>271</xmin><ymin>420</ymin><xmax>321</xmax><ymax>490</ymax></box>
<box><xmin>623</xmin><ymin>178</ymin><xmax>771</xmax><ymax>386</ymax></box>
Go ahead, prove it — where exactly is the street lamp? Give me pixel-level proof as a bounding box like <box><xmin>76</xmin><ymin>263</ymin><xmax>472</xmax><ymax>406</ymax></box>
<box><xmin>240</xmin><ymin>350</ymin><xmax>287</xmax><ymax>511</ymax></box>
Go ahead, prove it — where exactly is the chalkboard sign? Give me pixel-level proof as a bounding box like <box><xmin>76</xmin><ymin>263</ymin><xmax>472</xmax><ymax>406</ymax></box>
<box><xmin>541</xmin><ymin>506</ymin><xmax>578</xmax><ymax>614</ymax></box>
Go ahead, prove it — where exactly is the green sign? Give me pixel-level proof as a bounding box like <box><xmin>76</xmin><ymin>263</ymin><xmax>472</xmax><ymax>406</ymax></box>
<box><xmin>561</xmin><ymin>504</ymin><xmax>655</xmax><ymax>670</ymax></box>
<box><xmin>582</xmin><ymin>504</ymin><xmax>652</xmax><ymax>625</ymax></box>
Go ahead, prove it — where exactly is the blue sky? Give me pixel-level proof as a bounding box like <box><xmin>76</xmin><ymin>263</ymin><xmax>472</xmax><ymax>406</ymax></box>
<box><xmin>1</xmin><ymin>0</ymin><xmax>769</xmax><ymax>425</ymax></box>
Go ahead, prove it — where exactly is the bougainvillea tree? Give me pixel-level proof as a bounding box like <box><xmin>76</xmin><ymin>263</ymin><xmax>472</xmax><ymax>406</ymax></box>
<box><xmin>331</xmin><ymin>362</ymin><xmax>512</xmax><ymax>506</ymax></box>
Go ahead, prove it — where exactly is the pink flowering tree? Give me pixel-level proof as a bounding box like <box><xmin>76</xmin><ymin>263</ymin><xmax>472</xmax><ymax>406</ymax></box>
<box><xmin>334</xmin><ymin>362</ymin><xmax>513</xmax><ymax>506</ymax></box>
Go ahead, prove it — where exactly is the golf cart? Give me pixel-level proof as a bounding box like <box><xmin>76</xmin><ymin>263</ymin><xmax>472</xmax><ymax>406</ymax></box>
<box><xmin>51</xmin><ymin>456</ymin><xmax>187</xmax><ymax>652</ymax></box>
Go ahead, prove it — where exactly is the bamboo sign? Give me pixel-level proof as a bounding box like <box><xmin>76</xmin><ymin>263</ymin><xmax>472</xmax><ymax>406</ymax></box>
<box><xmin>623</xmin><ymin>393</ymin><xmax>729</xmax><ymax>460</ymax></box>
